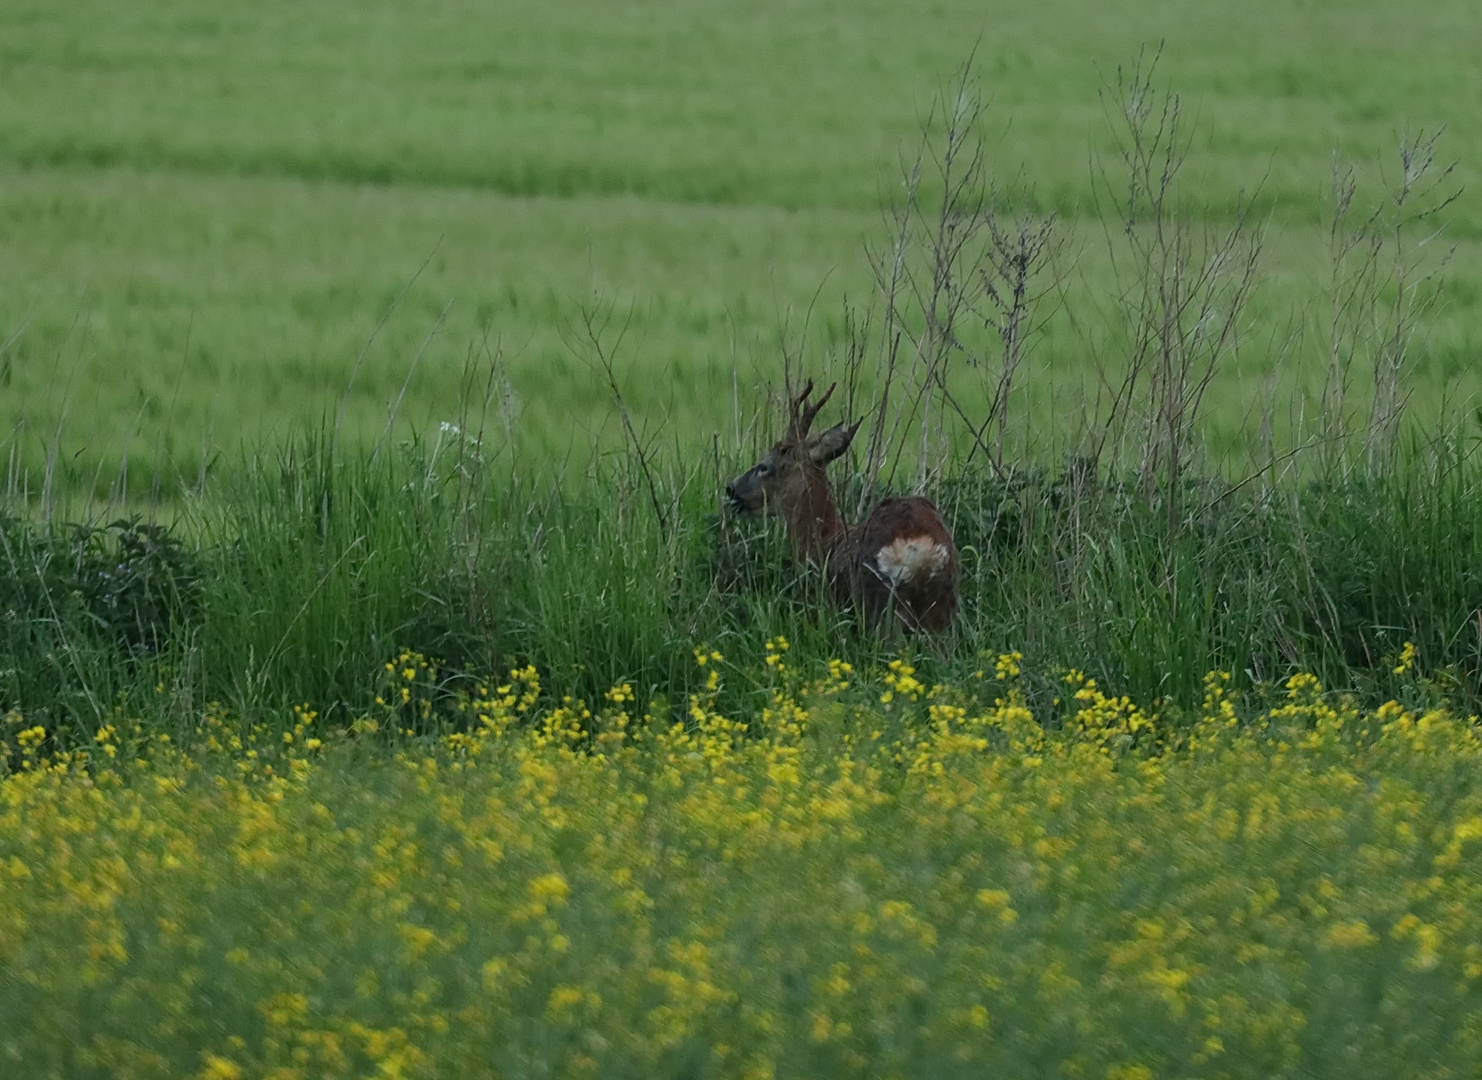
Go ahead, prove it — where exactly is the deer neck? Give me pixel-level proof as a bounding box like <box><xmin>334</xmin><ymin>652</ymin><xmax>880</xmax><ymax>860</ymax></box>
<box><xmin>782</xmin><ymin>470</ymin><xmax>847</xmax><ymax>565</ymax></box>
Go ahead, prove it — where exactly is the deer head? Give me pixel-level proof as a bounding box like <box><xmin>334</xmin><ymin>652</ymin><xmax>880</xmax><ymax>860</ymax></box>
<box><xmin>725</xmin><ymin>381</ymin><xmax>860</xmax><ymax>526</ymax></box>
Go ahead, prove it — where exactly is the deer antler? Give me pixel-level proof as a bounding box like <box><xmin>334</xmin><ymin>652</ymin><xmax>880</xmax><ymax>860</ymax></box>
<box><xmin>787</xmin><ymin>380</ymin><xmax>836</xmax><ymax>444</ymax></box>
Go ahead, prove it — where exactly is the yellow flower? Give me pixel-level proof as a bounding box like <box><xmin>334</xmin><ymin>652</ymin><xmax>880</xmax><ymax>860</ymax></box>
<box><xmin>1394</xmin><ymin>640</ymin><xmax>1418</xmax><ymax>675</ymax></box>
<box><xmin>198</xmin><ymin>1055</ymin><xmax>244</xmax><ymax>1080</ymax></box>
<box><xmin>1324</xmin><ymin>921</ymin><xmax>1378</xmax><ymax>949</ymax></box>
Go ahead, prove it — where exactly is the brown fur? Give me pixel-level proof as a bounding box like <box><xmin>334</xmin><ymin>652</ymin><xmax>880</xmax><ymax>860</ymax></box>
<box><xmin>726</xmin><ymin>382</ymin><xmax>960</xmax><ymax>634</ymax></box>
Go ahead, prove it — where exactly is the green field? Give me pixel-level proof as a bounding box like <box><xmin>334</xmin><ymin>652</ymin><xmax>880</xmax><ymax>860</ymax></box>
<box><xmin>9</xmin><ymin>4</ymin><xmax>1482</xmax><ymax>1073</ymax></box>
<box><xmin>2</xmin><ymin>0</ymin><xmax>1480</xmax><ymax>498</ymax></box>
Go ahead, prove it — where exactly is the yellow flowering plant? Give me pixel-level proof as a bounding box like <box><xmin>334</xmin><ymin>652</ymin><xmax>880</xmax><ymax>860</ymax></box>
<box><xmin>3</xmin><ymin>646</ymin><xmax>1482</xmax><ymax>1078</ymax></box>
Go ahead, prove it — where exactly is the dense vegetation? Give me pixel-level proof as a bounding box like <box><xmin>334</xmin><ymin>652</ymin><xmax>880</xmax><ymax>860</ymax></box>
<box><xmin>7</xmin><ymin>652</ymin><xmax>1482</xmax><ymax>1077</ymax></box>
<box><xmin>4</xmin><ymin>423</ymin><xmax>1482</xmax><ymax>744</ymax></box>
<box><xmin>6</xmin><ymin>0</ymin><xmax>1482</xmax><ymax>1073</ymax></box>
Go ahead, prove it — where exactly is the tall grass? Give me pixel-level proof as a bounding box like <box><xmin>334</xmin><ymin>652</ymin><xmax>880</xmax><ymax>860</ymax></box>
<box><xmin>6</xmin><ymin>416</ymin><xmax>1482</xmax><ymax>747</ymax></box>
<box><xmin>4</xmin><ymin>58</ymin><xmax>1479</xmax><ymax>742</ymax></box>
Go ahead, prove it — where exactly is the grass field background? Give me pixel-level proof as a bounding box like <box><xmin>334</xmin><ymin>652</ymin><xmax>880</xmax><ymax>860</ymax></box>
<box><xmin>2</xmin><ymin>0</ymin><xmax>1480</xmax><ymax>500</ymax></box>
<box><xmin>11</xmin><ymin>6</ymin><xmax>1482</xmax><ymax>1071</ymax></box>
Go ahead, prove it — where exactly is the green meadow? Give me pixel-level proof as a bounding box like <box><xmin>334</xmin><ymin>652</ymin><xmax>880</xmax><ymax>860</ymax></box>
<box><xmin>11</xmin><ymin>5</ymin><xmax>1482</xmax><ymax>1073</ymax></box>
<box><xmin>2</xmin><ymin>0</ymin><xmax>1480</xmax><ymax>499</ymax></box>
<box><xmin>1</xmin><ymin>0</ymin><xmax>1481</xmax><ymax>742</ymax></box>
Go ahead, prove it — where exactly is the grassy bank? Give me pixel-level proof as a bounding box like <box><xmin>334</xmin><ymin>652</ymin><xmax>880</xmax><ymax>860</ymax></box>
<box><xmin>5</xmin><ymin>419</ymin><xmax>1482</xmax><ymax>744</ymax></box>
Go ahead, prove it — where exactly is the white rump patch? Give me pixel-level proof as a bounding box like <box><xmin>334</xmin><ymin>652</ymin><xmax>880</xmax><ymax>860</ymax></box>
<box><xmin>874</xmin><ymin>536</ymin><xmax>951</xmax><ymax>587</ymax></box>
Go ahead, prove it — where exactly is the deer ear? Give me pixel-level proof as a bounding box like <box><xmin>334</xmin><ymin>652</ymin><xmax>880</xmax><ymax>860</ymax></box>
<box><xmin>809</xmin><ymin>419</ymin><xmax>860</xmax><ymax>465</ymax></box>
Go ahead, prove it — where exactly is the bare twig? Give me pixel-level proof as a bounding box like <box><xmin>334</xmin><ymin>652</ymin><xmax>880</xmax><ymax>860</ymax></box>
<box><xmin>371</xmin><ymin>298</ymin><xmax>454</xmax><ymax>466</ymax></box>
<box><xmin>1090</xmin><ymin>46</ymin><xmax>1265</xmax><ymax>534</ymax></box>
<box><xmin>576</xmin><ymin>300</ymin><xmax>670</xmax><ymax>533</ymax></box>
<box><xmin>332</xmin><ymin>239</ymin><xmax>442</xmax><ymax>455</ymax></box>
<box><xmin>849</xmin><ymin>59</ymin><xmax>1059</xmax><ymax>509</ymax></box>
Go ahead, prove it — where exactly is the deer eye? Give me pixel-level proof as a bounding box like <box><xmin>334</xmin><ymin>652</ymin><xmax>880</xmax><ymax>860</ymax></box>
<box><xmin>754</xmin><ymin>462</ymin><xmax>772</xmax><ymax>477</ymax></box>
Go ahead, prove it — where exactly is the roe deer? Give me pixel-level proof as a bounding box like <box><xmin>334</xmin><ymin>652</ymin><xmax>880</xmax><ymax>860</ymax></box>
<box><xmin>725</xmin><ymin>380</ymin><xmax>959</xmax><ymax>633</ymax></box>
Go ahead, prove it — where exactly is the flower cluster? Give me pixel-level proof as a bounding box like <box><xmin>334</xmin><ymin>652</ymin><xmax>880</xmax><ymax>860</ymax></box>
<box><xmin>4</xmin><ymin>653</ymin><xmax>1482</xmax><ymax>1077</ymax></box>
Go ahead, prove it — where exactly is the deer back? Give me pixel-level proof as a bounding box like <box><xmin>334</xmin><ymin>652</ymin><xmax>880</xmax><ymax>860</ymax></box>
<box><xmin>834</xmin><ymin>496</ymin><xmax>959</xmax><ymax>634</ymax></box>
